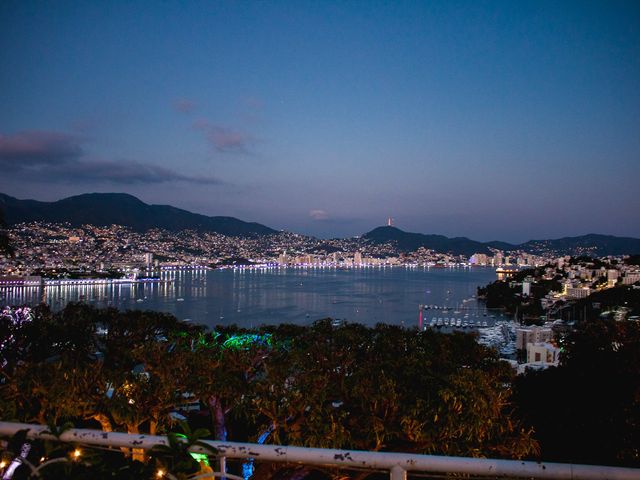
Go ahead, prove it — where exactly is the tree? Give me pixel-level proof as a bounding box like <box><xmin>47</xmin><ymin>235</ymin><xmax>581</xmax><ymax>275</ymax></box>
<box><xmin>247</xmin><ymin>321</ymin><xmax>538</xmax><ymax>479</ymax></box>
<box><xmin>1</xmin><ymin>305</ymin><xmax>202</xmax><ymax>436</ymax></box>
<box><xmin>2</xmin><ymin>307</ymin><xmax>541</xmax><ymax>479</ymax></box>
<box><xmin>182</xmin><ymin>327</ymin><xmax>274</xmax><ymax>442</ymax></box>
<box><xmin>513</xmin><ymin>319</ymin><xmax>640</xmax><ymax>466</ymax></box>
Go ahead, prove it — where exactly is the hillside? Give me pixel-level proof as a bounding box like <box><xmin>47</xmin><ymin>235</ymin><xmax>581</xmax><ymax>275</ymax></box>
<box><xmin>0</xmin><ymin>192</ymin><xmax>277</xmax><ymax>237</ymax></box>
<box><xmin>362</xmin><ymin>226</ymin><xmax>510</xmax><ymax>256</ymax></box>
<box><xmin>520</xmin><ymin>234</ymin><xmax>640</xmax><ymax>257</ymax></box>
<box><xmin>363</xmin><ymin>226</ymin><xmax>640</xmax><ymax>257</ymax></box>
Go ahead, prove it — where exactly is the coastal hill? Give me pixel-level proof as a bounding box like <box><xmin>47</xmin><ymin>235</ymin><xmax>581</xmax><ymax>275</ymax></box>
<box><xmin>362</xmin><ymin>226</ymin><xmax>507</xmax><ymax>256</ymax></box>
<box><xmin>363</xmin><ymin>226</ymin><xmax>640</xmax><ymax>257</ymax></box>
<box><xmin>0</xmin><ymin>192</ymin><xmax>277</xmax><ymax>237</ymax></box>
<box><xmin>518</xmin><ymin>233</ymin><xmax>640</xmax><ymax>257</ymax></box>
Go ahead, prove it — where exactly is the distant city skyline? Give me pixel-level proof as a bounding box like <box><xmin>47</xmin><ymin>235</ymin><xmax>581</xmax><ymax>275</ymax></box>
<box><xmin>1</xmin><ymin>1</ymin><xmax>639</xmax><ymax>243</ymax></box>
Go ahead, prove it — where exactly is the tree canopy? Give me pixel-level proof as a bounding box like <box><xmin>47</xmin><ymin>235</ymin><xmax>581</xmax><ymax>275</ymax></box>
<box><xmin>513</xmin><ymin>319</ymin><xmax>640</xmax><ymax>467</ymax></box>
<box><xmin>1</xmin><ymin>303</ymin><xmax>541</xmax><ymax>479</ymax></box>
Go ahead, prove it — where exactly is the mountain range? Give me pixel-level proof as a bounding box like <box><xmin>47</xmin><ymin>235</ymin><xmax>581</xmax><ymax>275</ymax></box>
<box><xmin>2</xmin><ymin>192</ymin><xmax>639</xmax><ymax>256</ymax></box>
<box><xmin>0</xmin><ymin>192</ymin><xmax>276</xmax><ymax>237</ymax></box>
<box><xmin>362</xmin><ymin>226</ymin><xmax>507</xmax><ymax>256</ymax></box>
<box><xmin>363</xmin><ymin>226</ymin><xmax>640</xmax><ymax>257</ymax></box>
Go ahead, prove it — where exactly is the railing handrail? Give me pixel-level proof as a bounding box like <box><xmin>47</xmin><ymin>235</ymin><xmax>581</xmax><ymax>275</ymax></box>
<box><xmin>1</xmin><ymin>422</ymin><xmax>639</xmax><ymax>480</ymax></box>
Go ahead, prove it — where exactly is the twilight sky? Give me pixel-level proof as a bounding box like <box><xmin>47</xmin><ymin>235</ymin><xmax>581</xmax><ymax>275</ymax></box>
<box><xmin>1</xmin><ymin>1</ymin><xmax>639</xmax><ymax>242</ymax></box>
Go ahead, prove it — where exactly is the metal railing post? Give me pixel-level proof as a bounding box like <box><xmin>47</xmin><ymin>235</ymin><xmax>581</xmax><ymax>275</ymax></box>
<box><xmin>390</xmin><ymin>465</ymin><xmax>407</xmax><ymax>480</ymax></box>
<box><xmin>219</xmin><ymin>456</ymin><xmax>226</xmax><ymax>480</ymax></box>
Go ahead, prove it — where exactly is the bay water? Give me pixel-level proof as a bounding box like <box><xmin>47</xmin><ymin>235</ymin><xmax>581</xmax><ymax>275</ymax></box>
<box><xmin>1</xmin><ymin>266</ymin><xmax>504</xmax><ymax>329</ymax></box>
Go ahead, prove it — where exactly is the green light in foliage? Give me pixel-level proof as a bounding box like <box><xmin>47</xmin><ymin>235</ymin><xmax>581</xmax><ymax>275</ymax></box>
<box><xmin>222</xmin><ymin>333</ymin><xmax>272</xmax><ymax>350</ymax></box>
<box><xmin>173</xmin><ymin>434</ymin><xmax>211</xmax><ymax>466</ymax></box>
<box><xmin>189</xmin><ymin>452</ymin><xmax>210</xmax><ymax>466</ymax></box>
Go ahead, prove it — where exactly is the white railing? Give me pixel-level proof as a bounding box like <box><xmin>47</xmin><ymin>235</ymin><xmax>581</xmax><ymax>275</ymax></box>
<box><xmin>1</xmin><ymin>422</ymin><xmax>639</xmax><ymax>480</ymax></box>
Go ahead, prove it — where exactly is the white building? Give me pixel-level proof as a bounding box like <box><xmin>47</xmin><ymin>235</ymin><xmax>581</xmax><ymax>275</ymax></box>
<box><xmin>526</xmin><ymin>342</ymin><xmax>560</xmax><ymax>366</ymax></box>
<box><xmin>144</xmin><ymin>252</ymin><xmax>153</xmax><ymax>269</ymax></box>
<box><xmin>623</xmin><ymin>272</ymin><xmax>640</xmax><ymax>285</ymax></box>
<box><xmin>516</xmin><ymin>325</ymin><xmax>554</xmax><ymax>350</ymax></box>
<box><xmin>470</xmin><ymin>253</ymin><xmax>489</xmax><ymax>265</ymax></box>
<box><xmin>564</xmin><ymin>284</ymin><xmax>591</xmax><ymax>299</ymax></box>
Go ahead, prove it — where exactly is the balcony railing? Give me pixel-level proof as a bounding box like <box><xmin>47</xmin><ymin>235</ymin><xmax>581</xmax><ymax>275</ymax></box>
<box><xmin>1</xmin><ymin>422</ymin><xmax>638</xmax><ymax>480</ymax></box>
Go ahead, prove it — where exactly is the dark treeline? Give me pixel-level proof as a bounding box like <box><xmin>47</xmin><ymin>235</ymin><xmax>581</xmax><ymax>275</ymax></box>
<box><xmin>1</xmin><ymin>303</ymin><xmax>638</xmax><ymax>478</ymax></box>
<box><xmin>513</xmin><ymin>319</ymin><xmax>640</xmax><ymax>467</ymax></box>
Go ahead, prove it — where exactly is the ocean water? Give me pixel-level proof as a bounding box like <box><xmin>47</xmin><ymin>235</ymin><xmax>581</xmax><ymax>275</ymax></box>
<box><xmin>1</xmin><ymin>266</ymin><xmax>503</xmax><ymax>329</ymax></box>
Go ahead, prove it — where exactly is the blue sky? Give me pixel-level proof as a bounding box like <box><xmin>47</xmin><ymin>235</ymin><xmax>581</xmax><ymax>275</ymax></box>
<box><xmin>1</xmin><ymin>1</ymin><xmax>638</xmax><ymax>242</ymax></box>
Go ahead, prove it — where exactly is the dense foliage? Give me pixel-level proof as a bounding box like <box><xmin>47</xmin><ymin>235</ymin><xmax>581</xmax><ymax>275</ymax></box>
<box><xmin>1</xmin><ymin>304</ymin><xmax>538</xmax><ymax>479</ymax></box>
<box><xmin>513</xmin><ymin>319</ymin><xmax>640</xmax><ymax>467</ymax></box>
<box><xmin>556</xmin><ymin>285</ymin><xmax>640</xmax><ymax>323</ymax></box>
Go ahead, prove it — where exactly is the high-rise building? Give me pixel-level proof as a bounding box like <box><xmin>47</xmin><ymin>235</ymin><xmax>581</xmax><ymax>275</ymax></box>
<box><xmin>470</xmin><ymin>253</ymin><xmax>488</xmax><ymax>265</ymax></box>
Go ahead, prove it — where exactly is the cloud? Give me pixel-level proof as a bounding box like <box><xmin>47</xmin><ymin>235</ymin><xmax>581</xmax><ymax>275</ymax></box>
<box><xmin>0</xmin><ymin>130</ymin><xmax>222</xmax><ymax>186</ymax></box>
<box><xmin>50</xmin><ymin>159</ymin><xmax>223</xmax><ymax>185</ymax></box>
<box><xmin>173</xmin><ymin>98</ymin><xmax>196</xmax><ymax>114</ymax></box>
<box><xmin>0</xmin><ymin>130</ymin><xmax>83</xmax><ymax>166</ymax></box>
<box><xmin>309</xmin><ymin>209</ymin><xmax>329</xmax><ymax>220</ymax></box>
<box><xmin>193</xmin><ymin>119</ymin><xmax>254</xmax><ymax>153</ymax></box>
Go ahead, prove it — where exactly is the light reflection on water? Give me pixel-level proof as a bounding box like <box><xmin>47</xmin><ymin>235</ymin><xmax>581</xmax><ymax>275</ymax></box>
<box><xmin>0</xmin><ymin>267</ymin><xmax>502</xmax><ymax>329</ymax></box>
